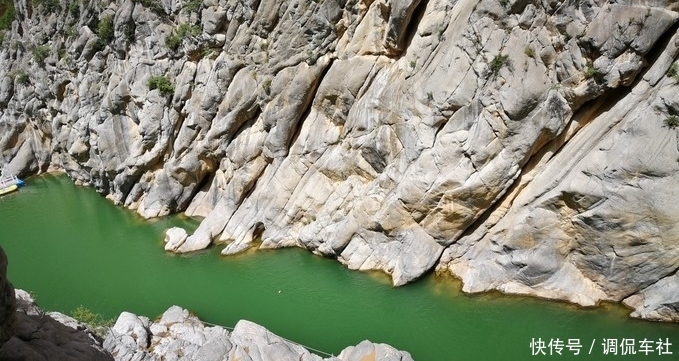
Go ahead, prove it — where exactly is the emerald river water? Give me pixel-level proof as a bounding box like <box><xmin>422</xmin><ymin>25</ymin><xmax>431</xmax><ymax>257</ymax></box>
<box><xmin>1</xmin><ymin>174</ymin><xmax>677</xmax><ymax>360</ymax></box>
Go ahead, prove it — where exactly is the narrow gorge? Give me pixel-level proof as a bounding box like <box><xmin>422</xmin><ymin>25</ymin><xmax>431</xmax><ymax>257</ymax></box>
<box><xmin>1</xmin><ymin>0</ymin><xmax>679</xmax><ymax>324</ymax></box>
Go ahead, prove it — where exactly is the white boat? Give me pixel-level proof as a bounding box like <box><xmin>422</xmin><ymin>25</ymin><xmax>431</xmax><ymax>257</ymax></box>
<box><xmin>0</xmin><ymin>174</ymin><xmax>25</xmax><ymax>196</ymax></box>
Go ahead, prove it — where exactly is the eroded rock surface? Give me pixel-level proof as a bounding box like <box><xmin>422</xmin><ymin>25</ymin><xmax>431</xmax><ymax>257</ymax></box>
<box><xmin>0</xmin><ymin>246</ymin><xmax>109</xmax><ymax>359</ymax></box>
<box><xmin>1</xmin><ymin>0</ymin><xmax>679</xmax><ymax>320</ymax></box>
<box><xmin>103</xmin><ymin>305</ymin><xmax>413</xmax><ymax>361</ymax></box>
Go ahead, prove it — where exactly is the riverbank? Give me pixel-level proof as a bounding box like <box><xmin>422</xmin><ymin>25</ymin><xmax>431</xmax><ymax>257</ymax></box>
<box><xmin>0</xmin><ymin>287</ymin><xmax>412</xmax><ymax>361</ymax></box>
<box><xmin>2</xmin><ymin>174</ymin><xmax>678</xmax><ymax>361</ymax></box>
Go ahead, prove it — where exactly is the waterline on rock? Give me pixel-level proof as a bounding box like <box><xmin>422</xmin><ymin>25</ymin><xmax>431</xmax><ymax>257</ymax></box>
<box><xmin>2</xmin><ymin>174</ymin><xmax>677</xmax><ymax>361</ymax></box>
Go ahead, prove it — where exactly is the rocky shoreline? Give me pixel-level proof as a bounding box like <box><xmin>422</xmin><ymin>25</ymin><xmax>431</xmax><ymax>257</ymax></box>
<box><xmin>1</xmin><ymin>0</ymin><xmax>678</xmax><ymax>321</ymax></box>
<box><xmin>0</xmin><ymin>247</ymin><xmax>413</xmax><ymax>361</ymax></box>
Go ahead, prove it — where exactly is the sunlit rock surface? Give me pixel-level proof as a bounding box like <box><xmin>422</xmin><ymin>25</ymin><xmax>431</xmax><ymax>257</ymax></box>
<box><xmin>103</xmin><ymin>305</ymin><xmax>413</xmax><ymax>361</ymax></box>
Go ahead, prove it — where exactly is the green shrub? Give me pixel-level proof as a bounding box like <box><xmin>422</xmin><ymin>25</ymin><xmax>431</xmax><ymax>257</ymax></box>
<box><xmin>200</xmin><ymin>46</ymin><xmax>213</xmax><ymax>58</ymax></box>
<box><xmin>488</xmin><ymin>54</ymin><xmax>510</xmax><ymax>79</ymax></box>
<box><xmin>69</xmin><ymin>1</ymin><xmax>80</xmax><ymax>18</ymax></box>
<box><xmin>97</xmin><ymin>15</ymin><xmax>115</xmax><ymax>44</ymax></box>
<box><xmin>165</xmin><ymin>23</ymin><xmax>200</xmax><ymax>51</ymax></box>
<box><xmin>148</xmin><ymin>75</ymin><xmax>174</xmax><ymax>97</ymax></box>
<box><xmin>0</xmin><ymin>0</ymin><xmax>16</xmax><ymax>31</ymax></box>
<box><xmin>584</xmin><ymin>62</ymin><xmax>597</xmax><ymax>79</ymax></box>
<box><xmin>71</xmin><ymin>305</ymin><xmax>113</xmax><ymax>336</ymax></box>
<box><xmin>64</xmin><ymin>26</ymin><xmax>78</xmax><ymax>39</ymax></box>
<box><xmin>165</xmin><ymin>33</ymin><xmax>181</xmax><ymax>51</ymax></box>
<box><xmin>9</xmin><ymin>70</ymin><xmax>29</xmax><ymax>85</ymax></box>
<box><xmin>668</xmin><ymin>63</ymin><xmax>679</xmax><ymax>81</ymax></box>
<box><xmin>524</xmin><ymin>46</ymin><xmax>535</xmax><ymax>58</ymax></box>
<box><xmin>135</xmin><ymin>0</ymin><xmax>165</xmax><ymax>16</ymax></box>
<box><xmin>123</xmin><ymin>19</ymin><xmax>135</xmax><ymax>42</ymax></box>
<box><xmin>664</xmin><ymin>115</ymin><xmax>679</xmax><ymax>129</ymax></box>
<box><xmin>184</xmin><ymin>0</ymin><xmax>202</xmax><ymax>12</ymax></box>
<box><xmin>32</xmin><ymin>44</ymin><xmax>50</xmax><ymax>65</ymax></box>
<box><xmin>88</xmin><ymin>38</ymin><xmax>106</xmax><ymax>53</ymax></box>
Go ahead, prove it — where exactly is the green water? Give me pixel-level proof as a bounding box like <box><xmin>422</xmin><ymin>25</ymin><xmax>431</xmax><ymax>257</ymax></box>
<box><xmin>1</xmin><ymin>174</ymin><xmax>677</xmax><ymax>360</ymax></box>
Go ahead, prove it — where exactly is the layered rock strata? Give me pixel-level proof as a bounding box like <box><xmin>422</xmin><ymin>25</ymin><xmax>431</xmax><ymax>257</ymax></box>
<box><xmin>1</xmin><ymin>0</ymin><xmax>679</xmax><ymax>320</ymax></box>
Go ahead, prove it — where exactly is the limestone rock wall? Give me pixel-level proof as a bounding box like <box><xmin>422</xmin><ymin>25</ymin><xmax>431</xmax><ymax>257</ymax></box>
<box><xmin>1</xmin><ymin>0</ymin><xmax>679</xmax><ymax>321</ymax></box>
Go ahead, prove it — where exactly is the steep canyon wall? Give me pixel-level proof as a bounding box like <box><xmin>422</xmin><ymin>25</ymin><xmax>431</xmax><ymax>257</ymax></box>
<box><xmin>1</xmin><ymin>0</ymin><xmax>678</xmax><ymax>321</ymax></box>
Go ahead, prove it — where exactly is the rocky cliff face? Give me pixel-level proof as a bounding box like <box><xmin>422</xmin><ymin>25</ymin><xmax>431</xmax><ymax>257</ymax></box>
<box><xmin>1</xmin><ymin>0</ymin><xmax>678</xmax><ymax>321</ymax></box>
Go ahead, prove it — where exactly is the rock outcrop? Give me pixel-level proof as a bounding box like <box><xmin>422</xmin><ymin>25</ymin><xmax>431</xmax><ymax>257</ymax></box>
<box><xmin>0</xmin><ymin>245</ymin><xmax>113</xmax><ymax>360</ymax></box>
<box><xmin>0</xmin><ymin>289</ymin><xmax>114</xmax><ymax>361</ymax></box>
<box><xmin>1</xmin><ymin>0</ymin><xmax>679</xmax><ymax>320</ymax></box>
<box><xmin>104</xmin><ymin>305</ymin><xmax>413</xmax><ymax>361</ymax></box>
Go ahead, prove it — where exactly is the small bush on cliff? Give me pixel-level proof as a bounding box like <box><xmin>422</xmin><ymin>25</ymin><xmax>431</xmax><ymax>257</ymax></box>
<box><xmin>0</xmin><ymin>0</ymin><xmax>16</xmax><ymax>31</ymax></box>
<box><xmin>488</xmin><ymin>54</ymin><xmax>510</xmax><ymax>79</ymax></box>
<box><xmin>9</xmin><ymin>69</ymin><xmax>29</xmax><ymax>85</ymax></box>
<box><xmin>185</xmin><ymin>0</ymin><xmax>202</xmax><ymax>12</ymax></box>
<box><xmin>165</xmin><ymin>23</ymin><xmax>201</xmax><ymax>51</ymax></box>
<box><xmin>664</xmin><ymin>115</ymin><xmax>679</xmax><ymax>129</ymax></box>
<box><xmin>32</xmin><ymin>44</ymin><xmax>50</xmax><ymax>65</ymax></box>
<box><xmin>69</xmin><ymin>1</ymin><xmax>80</xmax><ymax>19</ymax></box>
<box><xmin>16</xmin><ymin>71</ymin><xmax>29</xmax><ymax>85</ymax></box>
<box><xmin>71</xmin><ymin>305</ymin><xmax>114</xmax><ymax>336</ymax></box>
<box><xmin>524</xmin><ymin>46</ymin><xmax>535</xmax><ymax>58</ymax></box>
<box><xmin>97</xmin><ymin>15</ymin><xmax>115</xmax><ymax>44</ymax></box>
<box><xmin>668</xmin><ymin>63</ymin><xmax>679</xmax><ymax>81</ymax></box>
<box><xmin>584</xmin><ymin>62</ymin><xmax>598</xmax><ymax>79</ymax></box>
<box><xmin>148</xmin><ymin>75</ymin><xmax>174</xmax><ymax>97</ymax></box>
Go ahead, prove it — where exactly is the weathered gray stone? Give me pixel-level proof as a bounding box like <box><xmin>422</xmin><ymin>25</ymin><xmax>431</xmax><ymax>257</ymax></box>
<box><xmin>1</xmin><ymin>0</ymin><xmax>679</xmax><ymax>321</ymax></box>
<box><xmin>338</xmin><ymin>340</ymin><xmax>414</xmax><ymax>361</ymax></box>
<box><xmin>100</xmin><ymin>306</ymin><xmax>413</xmax><ymax>361</ymax></box>
<box><xmin>0</xmin><ymin>289</ymin><xmax>113</xmax><ymax>361</ymax></box>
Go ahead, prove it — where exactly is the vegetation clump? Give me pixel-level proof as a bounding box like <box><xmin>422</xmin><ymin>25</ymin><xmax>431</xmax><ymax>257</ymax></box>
<box><xmin>184</xmin><ymin>0</ymin><xmax>202</xmax><ymax>12</ymax></box>
<box><xmin>148</xmin><ymin>75</ymin><xmax>174</xmax><ymax>97</ymax></box>
<box><xmin>524</xmin><ymin>46</ymin><xmax>535</xmax><ymax>58</ymax></box>
<box><xmin>71</xmin><ymin>305</ymin><xmax>114</xmax><ymax>337</ymax></box>
<box><xmin>32</xmin><ymin>44</ymin><xmax>50</xmax><ymax>65</ymax></box>
<box><xmin>664</xmin><ymin>115</ymin><xmax>679</xmax><ymax>129</ymax></box>
<box><xmin>9</xmin><ymin>69</ymin><xmax>29</xmax><ymax>84</ymax></box>
<box><xmin>165</xmin><ymin>23</ymin><xmax>201</xmax><ymax>51</ymax></box>
<box><xmin>667</xmin><ymin>63</ymin><xmax>679</xmax><ymax>81</ymax></box>
<box><xmin>97</xmin><ymin>15</ymin><xmax>115</xmax><ymax>44</ymax></box>
<box><xmin>0</xmin><ymin>0</ymin><xmax>16</xmax><ymax>31</ymax></box>
<box><xmin>69</xmin><ymin>1</ymin><xmax>80</xmax><ymax>19</ymax></box>
<box><xmin>584</xmin><ymin>62</ymin><xmax>598</xmax><ymax>79</ymax></box>
<box><xmin>488</xmin><ymin>54</ymin><xmax>510</xmax><ymax>79</ymax></box>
